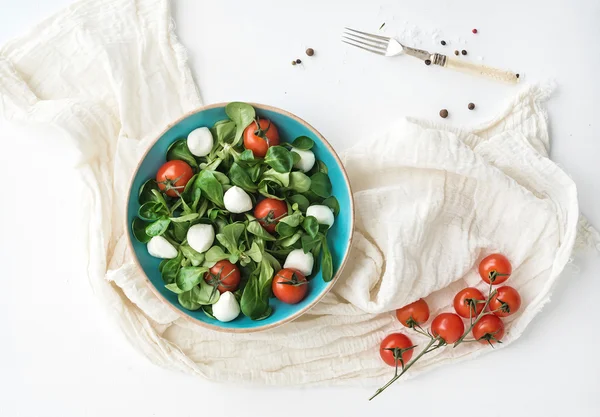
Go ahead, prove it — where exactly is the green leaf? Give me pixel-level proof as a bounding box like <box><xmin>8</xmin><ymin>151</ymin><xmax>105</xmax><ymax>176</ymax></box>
<box><xmin>245</xmin><ymin>241</ymin><xmax>263</xmax><ymax>263</ymax></box>
<box><xmin>265</xmin><ymin>146</ymin><xmax>294</xmax><ymax>173</ymax></box>
<box><xmin>322</xmin><ymin>196</ymin><xmax>340</xmax><ymax>216</ymax></box>
<box><xmin>239</xmin><ymin>149</ymin><xmax>263</xmax><ymax>166</ymax></box>
<box><xmin>247</xmin><ymin>164</ymin><xmax>262</xmax><ymax>182</ymax></box>
<box><xmin>321</xmin><ymin>235</ymin><xmax>333</xmax><ymax>282</ymax></box>
<box><xmin>302</xmin><ymin>216</ymin><xmax>319</xmax><ymax>238</ymax></box>
<box><xmin>161</xmin><ymin>251</ymin><xmax>183</xmax><ymax>284</ymax></box>
<box><xmin>170</xmin><ymin>213</ymin><xmax>199</xmax><ymax>223</ymax></box>
<box><xmin>229</xmin><ymin>162</ymin><xmax>258</xmax><ymax>192</ymax></box>
<box><xmin>279</xmin><ymin>231</ymin><xmax>302</xmax><ymax>247</ymax></box>
<box><xmin>216</xmin><ymin>222</ymin><xmax>245</xmax><ymax>254</ymax></box>
<box><xmin>172</xmin><ymin>221</ymin><xmax>190</xmax><ymax>242</ymax></box>
<box><xmin>291</xmin><ymin>151</ymin><xmax>301</xmax><ymax>165</ymax></box>
<box><xmin>288</xmin><ymin>172</ymin><xmax>311</xmax><ymax>193</ymax></box>
<box><xmin>310</xmin><ymin>172</ymin><xmax>332</xmax><ymax>198</ymax></box>
<box><xmin>240</xmin><ymin>258</ymin><xmax>274</xmax><ymax>320</ymax></box>
<box><xmin>288</xmin><ymin>195</ymin><xmax>310</xmax><ymax>212</ymax></box>
<box><xmin>132</xmin><ymin>218</ymin><xmax>151</xmax><ymax>243</ymax></box>
<box><xmin>176</xmin><ymin>266</ymin><xmax>209</xmax><ymax>291</ymax></box>
<box><xmin>226</xmin><ymin>102</ymin><xmax>256</xmax><ymax>146</ymax></box>
<box><xmin>138</xmin><ymin>179</ymin><xmax>161</xmax><ymax>205</ymax></box>
<box><xmin>213</xmin><ymin>171</ymin><xmax>230</xmax><ymax>185</ymax></box>
<box><xmin>202</xmin><ymin>305</ymin><xmax>216</xmax><ymax>319</ymax></box>
<box><xmin>165</xmin><ymin>283</ymin><xmax>184</xmax><ymax>294</ymax></box>
<box><xmin>167</xmin><ymin>139</ymin><xmax>198</xmax><ymax>169</ymax></box>
<box><xmin>291</xmin><ymin>136</ymin><xmax>314</xmax><ymax>150</ymax></box>
<box><xmin>316</xmin><ymin>160</ymin><xmax>328</xmax><ymax>174</ymax></box>
<box><xmin>145</xmin><ymin>218</ymin><xmax>171</xmax><ymax>237</ymax></box>
<box><xmin>211</xmin><ymin>120</ymin><xmax>236</xmax><ymax>144</ymax></box>
<box><xmin>178</xmin><ymin>290</ymin><xmax>202</xmax><ymax>311</ymax></box>
<box><xmin>150</xmin><ymin>189</ymin><xmax>168</xmax><ymax>207</ymax></box>
<box><xmin>192</xmin><ymin>279</ymin><xmax>220</xmax><ymax>305</ymax></box>
<box><xmin>279</xmin><ymin>212</ymin><xmax>303</xmax><ymax>227</ymax></box>
<box><xmin>275</xmin><ymin>222</ymin><xmax>296</xmax><ymax>238</ymax></box>
<box><xmin>180</xmin><ymin>244</ymin><xmax>204</xmax><ymax>264</ymax></box>
<box><xmin>195</xmin><ymin>170</ymin><xmax>224</xmax><ymax>207</ymax></box>
<box><xmin>262</xmin><ymin>252</ymin><xmax>282</xmax><ymax>271</ymax></box>
<box><xmin>262</xmin><ymin>168</ymin><xmax>290</xmax><ymax>187</ymax></box>
<box><xmin>203</xmin><ymin>246</ymin><xmax>231</xmax><ymax>267</ymax></box>
<box><xmin>301</xmin><ymin>233</ymin><xmax>322</xmax><ymax>254</ymax></box>
<box><xmin>159</xmin><ymin>259</ymin><xmax>168</xmax><ymax>273</ymax></box>
<box><xmin>247</xmin><ymin>220</ymin><xmax>277</xmax><ymax>241</ymax></box>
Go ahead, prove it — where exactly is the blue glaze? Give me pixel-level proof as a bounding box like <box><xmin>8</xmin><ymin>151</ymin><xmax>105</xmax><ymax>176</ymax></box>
<box><xmin>127</xmin><ymin>105</ymin><xmax>353</xmax><ymax>331</ymax></box>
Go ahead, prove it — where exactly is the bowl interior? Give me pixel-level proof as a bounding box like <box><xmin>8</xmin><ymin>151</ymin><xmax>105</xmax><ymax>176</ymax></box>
<box><xmin>127</xmin><ymin>104</ymin><xmax>353</xmax><ymax>331</ymax></box>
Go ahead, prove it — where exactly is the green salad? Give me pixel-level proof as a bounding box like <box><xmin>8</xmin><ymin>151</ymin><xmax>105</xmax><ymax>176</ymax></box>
<box><xmin>131</xmin><ymin>102</ymin><xmax>339</xmax><ymax>322</ymax></box>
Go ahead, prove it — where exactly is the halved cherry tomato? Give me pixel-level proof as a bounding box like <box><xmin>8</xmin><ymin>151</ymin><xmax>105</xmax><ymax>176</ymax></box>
<box><xmin>431</xmin><ymin>313</ymin><xmax>464</xmax><ymax>344</ymax></box>
<box><xmin>489</xmin><ymin>286</ymin><xmax>521</xmax><ymax>317</ymax></box>
<box><xmin>453</xmin><ymin>287</ymin><xmax>486</xmax><ymax>319</ymax></box>
<box><xmin>472</xmin><ymin>314</ymin><xmax>505</xmax><ymax>344</ymax></box>
<box><xmin>204</xmin><ymin>260</ymin><xmax>241</xmax><ymax>294</ymax></box>
<box><xmin>479</xmin><ymin>254</ymin><xmax>512</xmax><ymax>285</ymax></box>
<box><xmin>254</xmin><ymin>198</ymin><xmax>288</xmax><ymax>233</ymax></box>
<box><xmin>156</xmin><ymin>160</ymin><xmax>194</xmax><ymax>198</ymax></box>
<box><xmin>243</xmin><ymin>119</ymin><xmax>280</xmax><ymax>157</ymax></box>
<box><xmin>272</xmin><ymin>268</ymin><xmax>308</xmax><ymax>304</ymax></box>
<box><xmin>396</xmin><ymin>299</ymin><xmax>430</xmax><ymax>328</ymax></box>
<box><xmin>379</xmin><ymin>333</ymin><xmax>414</xmax><ymax>367</ymax></box>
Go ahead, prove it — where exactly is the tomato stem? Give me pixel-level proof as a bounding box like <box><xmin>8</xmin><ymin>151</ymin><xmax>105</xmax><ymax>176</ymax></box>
<box><xmin>453</xmin><ymin>282</ymin><xmax>497</xmax><ymax>347</ymax></box>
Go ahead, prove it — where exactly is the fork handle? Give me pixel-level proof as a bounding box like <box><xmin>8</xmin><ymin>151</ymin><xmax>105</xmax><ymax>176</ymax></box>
<box><xmin>439</xmin><ymin>55</ymin><xmax>519</xmax><ymax>84</ymax></box>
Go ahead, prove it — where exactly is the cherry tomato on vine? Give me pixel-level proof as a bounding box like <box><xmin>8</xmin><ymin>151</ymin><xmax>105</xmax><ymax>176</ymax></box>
<box><xmin>156</xmin><ymin>160</ymin><xmax>194</xmax><ymax>197</ymax></box>
<box><xmin>453</xmin><ymin>287</ymin><xmax>486</xmax><ymax>319</ymax></box>
<box><xmin>204</xmin><ymin>260</ymin><xmax>241</xmax><ymax>294</ymax></box>
<box><xmin>472</xmin><ymin>314</ymin><xmax>505</xmax><ymax>344</ymax></box>
<box><xmin>379</xmin><ymin>333</ymin><xmax>415</xmax><ymax>367</ymax></box>
<box><xmin>395</xmin><ymin>298</ymin><xmax>430</xmax><ymax>328</ymax></box>
<box><xmin>243</xmin><ymin>119</ymin><xmax>280</xmax><ymax>157</ymax></box>
<box><xmin>489</xmin><ymin>286</ymin><xmax>521</xmax><ymax>317</ymax></box>
<box><xmin>431</xmin><ymin>313</ymin><xmax>464</xmax><ymax>344</ymax></box>
<box><xmin>479</xmin><ymin>254</ymin><xmax>512</xmax><ymax>285</ymax></box>
<box><xmin>254</xmin><ymin>198</ymin><xmax>288</xmax><ymax>233</ymax></box>
<box><xmin>272</xmin><ymin>268</ymin><xmax>308</xmax><ymax>304</ymax></box>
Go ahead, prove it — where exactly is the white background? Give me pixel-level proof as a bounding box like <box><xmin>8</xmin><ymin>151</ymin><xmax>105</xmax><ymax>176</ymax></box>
<box><xmin>1</xmin><ymin>0</ymin><xmax>599</xmax><ymax>416</ymax></box>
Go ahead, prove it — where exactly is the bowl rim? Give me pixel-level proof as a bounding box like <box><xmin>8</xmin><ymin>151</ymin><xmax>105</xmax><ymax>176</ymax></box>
<box><xmin>124</xmin><ymin>102</ymin><xmax>355</xmax><ymax>333</ymax></box>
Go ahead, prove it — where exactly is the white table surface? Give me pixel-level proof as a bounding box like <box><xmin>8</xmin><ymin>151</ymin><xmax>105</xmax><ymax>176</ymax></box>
<box><xmin>1</xmin><ymin>1</ymin><xmax>599</xmax><ymax>416</ymax></box>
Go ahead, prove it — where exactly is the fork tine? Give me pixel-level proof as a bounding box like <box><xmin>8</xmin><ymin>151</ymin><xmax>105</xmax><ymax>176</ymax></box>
<box><xmin>341</xmin><ymin>39</ymin><xmax>385</xmax><ymax>56</ymax></box>
<box><xmin>341</xmin><ymin>36</ymin><xmax>386</xmax><ymax>52</ymax></box>
<box><xmin>343</xmin><ymin>31</ymin><xmax>388</xmax><ymax>48</ymax></box>
<box><xmin>344</xmin><ymin>27</ymin><xmax>390</xmax><ymax>41</ymax></box>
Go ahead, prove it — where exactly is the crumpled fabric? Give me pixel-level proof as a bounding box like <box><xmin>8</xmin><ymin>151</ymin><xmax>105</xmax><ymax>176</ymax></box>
<box><xmin>1</xmin><ymin>0</ymin><xmax>597</xmax><ymax>386</ymax></box>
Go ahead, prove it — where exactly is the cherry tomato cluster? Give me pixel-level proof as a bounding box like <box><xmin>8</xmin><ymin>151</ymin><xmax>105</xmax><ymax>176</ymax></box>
<box><xmin>372</xmin><ymin>254</ymin><xmax>522</xmax><ymax>400</ymax></box>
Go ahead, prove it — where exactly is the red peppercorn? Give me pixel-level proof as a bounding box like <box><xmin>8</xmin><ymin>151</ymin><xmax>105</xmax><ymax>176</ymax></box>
<box><xmin>472</xmin><ymin>28</ymin><xmax>478</xmax><ymax>34</ymax></box>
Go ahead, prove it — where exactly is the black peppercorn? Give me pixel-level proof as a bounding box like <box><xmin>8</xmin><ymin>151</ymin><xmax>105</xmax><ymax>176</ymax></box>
<box><xmin>454</xmin><ymin>50</ymin><xmax>459</xmax><ymax>56</ymax></box>
<box><xmin>439</xmin><ymin>109</ymin><xmax>449</xmax><ymax>118</ymax></box>
<box><xmin>296</xmin><ymin>59</ymin><xmax>302</xmax><ymax>64</ymax></box>
<box><xmin>461</xmin><ymin>50</ymin><xmax>467</xmax><ymax>55</ymax></box>
<box><xmin>441</xmin><ymin>40</ymin><xmax>447</xmax><ymax>45</ymax></box>
<box><xmin>468</xmin><ymin>103</ymin><xmax>475</xmax><ymax>110</ymax></box>
<box><xmin>291</xmin><ymin>60</ymin><xmax>297</xmax><ymax>66</ymax></box>
<box><xmin>516</xmin><ymin>73</ymin><xmax>520</xmax><ymax>78</ymax></box>
<box><xmin>424</xmin><ymin>59</ymin><xmax>431</xmax><ymax>65</ymax></box>
<box><xmin>306</xmin><ymin>48</ymin><xmax>314</xmax><ymax>57</ymax></box>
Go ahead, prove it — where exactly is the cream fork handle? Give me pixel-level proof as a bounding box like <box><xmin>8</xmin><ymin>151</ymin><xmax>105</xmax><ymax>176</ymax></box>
<box><xmin>443</xmin><ymin>56</ymin><xmax>519</xmax><ymax>84</ymax></box>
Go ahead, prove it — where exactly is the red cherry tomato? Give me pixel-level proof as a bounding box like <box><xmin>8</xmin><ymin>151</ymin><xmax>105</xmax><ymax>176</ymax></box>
<box><xmin>489</xmin><ymin>286</ymin><xmax>521</xmax><ymax>317</ymax></box>
<box><xmin>379</xmin><ymin>333</ymin><xmax>414</xmax><ymax>367</ymax></box>
<box><xmin>243</xmin><ymin>119</ymin><xmax>280</xmax><ymax>158</ymax></box>
<box><xmin>479</xmin><ymin>254</ymin><xmax>512</xmax><ymax>285</ymax></box>
<box><xmin>204</xmin><ymin>260</ymin><xmax>241</xmax><ymax>294</ymax></box>
<box><xmin>395</xmin><ymin>299</ymin><xmax>430</xmax><ymax>328</ymax></box>
<box><xmin>156</xmin><ymin>160</ymin><xmax>194</xmax><ymax>198</ymax></box>
<box><xmin>453</xmin><ymin>287</ymin><xmax>486</xmax><ymax>319</ymax></box>
<box><xmin>272</xmin><ymin>268</ymin><xmax>308</xmax><ymax>304</ymax></box>
<box><xmin>431</xmin><ymin>313</ymin><xmax>465</xmax><ymax>344</ymax></box>
<box><xmin>253</xmin><ymin>198</ymin><xmax>288</xmax><ymax>233</ymax></box>
<box><xmin>472</xmin><ymin>314</ymin><xmax>505</xmax><ymax>344</ymax></box>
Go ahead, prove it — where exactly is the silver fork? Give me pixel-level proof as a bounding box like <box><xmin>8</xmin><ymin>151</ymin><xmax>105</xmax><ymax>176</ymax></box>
<box><xmin>342</xmin><ymin>27</ymin><xmax>519</xmax><ymax>84</ymax></box>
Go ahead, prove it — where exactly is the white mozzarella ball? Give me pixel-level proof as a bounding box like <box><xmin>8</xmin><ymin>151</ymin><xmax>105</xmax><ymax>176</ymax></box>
<box><xmin>306</xmin><ymin>205</ymin><xmax>335</xmax><ymax>228</ymax></box>
<box><xmin>187</xmin><ymin>127</ymin><xmax>214</xmax><ymax>157</ymax></box>
<box><xmin>147</xmin><ymin>236</ymin><xmax>178</xmax><ymax>259</ymax></box>
<box><xmin>187</xmin><ymin>223</ymin><xmax>214</xmax><ymax>253</ymax></box>
<box><xmin>291</xmin><ymin>148</ymin><xmax>316</xmax><ymax>173</ymax></box>
<box><xmin>223</xmin><ymin>186</ymin><xmax>253</xmax><ymax>213</ymax></box>
<box><xmin>283</xmin><ymin>249</ymin><xmax>314</xmax><ymax>276</ymax></box>
<box><xmin>212</xmin><ymin>291</ymin><xmax>241</xmax><ymax>322</ymax></box>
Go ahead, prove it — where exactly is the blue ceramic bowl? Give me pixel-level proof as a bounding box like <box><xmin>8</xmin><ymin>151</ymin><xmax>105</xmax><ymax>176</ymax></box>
<box><xmin>126</xmin><ymin>103</ymin><xmax>354</xmax><ymax>333</ymax></box>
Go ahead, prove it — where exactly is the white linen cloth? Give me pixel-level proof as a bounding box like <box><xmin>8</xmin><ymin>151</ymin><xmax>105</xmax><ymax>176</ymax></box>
<box><xmin>1</xmin><ymin>0</ymin><xmax>598</xmax><ymax>386</ymax></box>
